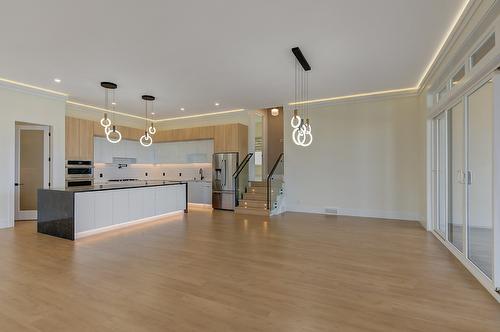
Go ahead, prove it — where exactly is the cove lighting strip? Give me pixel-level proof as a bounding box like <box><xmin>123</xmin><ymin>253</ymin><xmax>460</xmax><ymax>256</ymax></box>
<box><xmin>289</xmin><ymin>0</ymin><xmax>471</xmax><ymax>106</ymax></box>
<box><xmin>289</xmin><ymin>87</ymin><xmax>417</xmax><ymax>106</ymax></box>
<box><xmin>0</xmin><ymin>77</ymin><xmax>68</xmax><ymax>96</ymax></box>
<box><xmin>67</xmin><ymin>100</ymin><xmax>245</xmax><ymax>122</ymax></box>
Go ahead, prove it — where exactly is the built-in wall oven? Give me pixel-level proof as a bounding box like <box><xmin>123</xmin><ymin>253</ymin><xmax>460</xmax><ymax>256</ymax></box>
<box><xmin>65</xmin><ymin>160</ymin><xmax>94</xmax><ymax>187</ymax></box>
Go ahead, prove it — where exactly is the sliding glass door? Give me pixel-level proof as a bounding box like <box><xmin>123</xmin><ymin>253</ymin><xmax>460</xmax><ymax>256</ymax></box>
<box><xmin>432</xmin><ymin>78</ymin><xmax>496</xmax><ymax>282</ymax></box>
<box><xmin>449</xmin><ymin>102</ymin><xmax>465</xmax><ymax>252</ymax></box>
<box><xmin>433</xmin><ymin>112</ymin><xmax>448</xmax><ymax>239</ymax></box>
<box><xmin>467</xmin><ymin>80</ymin><xmax>493</xmax><ymax>279</ymax></box>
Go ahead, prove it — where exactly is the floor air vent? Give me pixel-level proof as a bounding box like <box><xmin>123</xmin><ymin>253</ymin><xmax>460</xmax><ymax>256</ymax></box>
<box><xmin>325</xmin><ymin>207</ymin><xmax>338</xmax><ymax>215</ymax></box>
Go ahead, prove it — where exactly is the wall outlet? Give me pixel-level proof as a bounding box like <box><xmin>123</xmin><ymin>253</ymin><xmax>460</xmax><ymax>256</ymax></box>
<box><xmin>99</xmin><ymin>173</ymin><xmax>103</xmax><ymax>178</ymax></box>
<box><xmin>325</xmin><ymin>207</ymin><xmax>338</xmax><ymax>215</ymax></box>
<box><xmin>179</xmin><ymin>172</ymin><xmax>182</xmax><ymax>177</ymax></box>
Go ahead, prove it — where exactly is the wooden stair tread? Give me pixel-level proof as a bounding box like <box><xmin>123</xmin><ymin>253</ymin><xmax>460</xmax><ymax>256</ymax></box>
<box><xmin>234</xmin><ymin>206</ymin><xmax>270</xmax><ymax>216</ymax></box>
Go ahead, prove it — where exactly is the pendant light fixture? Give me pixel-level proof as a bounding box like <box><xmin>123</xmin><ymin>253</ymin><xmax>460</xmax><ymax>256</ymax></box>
<box><xmin>100</xmin><ymin>82</ymin><xmax>122</xmax><ymax>144</ymax></box>
<box><xmin>291</xmin><ymin>47</ymin><xmax>313</xmax><ymax>147</ymax></box>
<box><xmin>140</xmin><ymin>95</ymin><xmax>155</xmax><ymax>147</ymax></box>
<box><xmin>148</xmin><ymin>98</ymin><xmax>157</xmax><ymax>135</ymax></box>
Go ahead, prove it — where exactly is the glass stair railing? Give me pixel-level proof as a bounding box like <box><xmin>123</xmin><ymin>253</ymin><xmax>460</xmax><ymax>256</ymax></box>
<box><xmin>267</xmin><ymin>153</ymin><xmax>284</xmax><ymax>213</ymax></box>
<box><xmin>233</xmin><ymin>153</ymin><xmax>254</xmax><ymax>208</ymax></box>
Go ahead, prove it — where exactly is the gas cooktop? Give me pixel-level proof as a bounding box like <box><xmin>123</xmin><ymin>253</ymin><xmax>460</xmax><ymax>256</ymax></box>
<box><xmin>107</xmin><ymin>179</ymin><xmax>139</xmax><ymax>182</ymax></box>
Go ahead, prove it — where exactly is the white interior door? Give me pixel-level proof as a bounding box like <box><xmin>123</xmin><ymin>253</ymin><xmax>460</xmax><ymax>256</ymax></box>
<box><xmin>15</xmin><ymin>125</ymin><xmax>50</xmax><ymax>220</ymax></box>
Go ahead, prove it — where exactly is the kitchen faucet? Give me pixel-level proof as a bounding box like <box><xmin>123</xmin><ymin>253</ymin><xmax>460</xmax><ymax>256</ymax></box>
<box><xmin>199</xmin><ymin>168</ymin><xmax>205</xmax><ymax>180</ymax></box>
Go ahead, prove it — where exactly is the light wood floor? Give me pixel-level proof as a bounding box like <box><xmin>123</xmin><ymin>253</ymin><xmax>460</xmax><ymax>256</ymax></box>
<box><xmin>1</xmin><ymin>209</ymin><xmax>499</xmax><ymax>331</ymax></box>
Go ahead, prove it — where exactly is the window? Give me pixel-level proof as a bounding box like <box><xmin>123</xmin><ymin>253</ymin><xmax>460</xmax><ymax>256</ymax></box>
<box><xmin>437</xmin><ymin>85</ymin><xmax>449</xmax><ymax>103</ymax></box>
<box><xmin>451</xmin><ymin>65</ymin><xmax>465</xmax><ymax>87</ymax></box>
<box><xmin>470</xmin><ymin>33</ymin><xmax>495</xmax><ymax>68</ymax></box>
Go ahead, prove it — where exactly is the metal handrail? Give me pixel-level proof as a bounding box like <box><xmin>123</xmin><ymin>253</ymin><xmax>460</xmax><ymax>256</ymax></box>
<box><xmin>233</xmin><ymin>153</ymin><xmax>253</xmax><ymax>178</ymax></box>
<box><xmin>233</xmin><ymin>153</ymin><xmax>254</xmax><ymax>207</ymax></box>
<box><xmin>266</xmin><ymin>153</ymin><xmax>284</xmax><ymax>210</ymax></box>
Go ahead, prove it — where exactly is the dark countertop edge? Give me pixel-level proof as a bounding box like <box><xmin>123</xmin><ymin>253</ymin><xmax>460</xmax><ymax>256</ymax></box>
<box><xmin>40</xmin><ymin>181</ymin><xmax>187</xmax><ymax>194</ymax></box>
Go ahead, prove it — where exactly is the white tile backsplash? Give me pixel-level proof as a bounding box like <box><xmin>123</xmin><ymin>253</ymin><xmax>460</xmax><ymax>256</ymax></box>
<box><xmin>94</xmin><ymin>163</ymin><xmax>212</xmax><ymax>183</ymax></box>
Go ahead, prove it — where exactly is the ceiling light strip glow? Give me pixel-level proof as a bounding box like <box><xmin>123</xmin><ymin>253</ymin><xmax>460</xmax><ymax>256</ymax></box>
<box><xmin>0</xmin><ymin>77</ymin><xmax>68</xmax><ymax>96</ymax></box>
<box><xmin>67</xmin><ymin>100</ymin><xmax>245</xmax><ymax>122</ymax></box>
<box><xmin>154</xmin><ymin>109</ymin><xmax>246</xmax><ymax>122</ymax></box>
<box><xmin>416</xmin><ymin>0</ymin><xmax>471</xmax><ymax>87</ymax></box>
<box><xmin>288</xmin><ymin>87</ymin><xmax>417</xmax><ymax>106</ymax></box>
<box><xmin>66</xmin><ymin>100</ymin><xmax>147</xmax><ymax>121</ymax></box>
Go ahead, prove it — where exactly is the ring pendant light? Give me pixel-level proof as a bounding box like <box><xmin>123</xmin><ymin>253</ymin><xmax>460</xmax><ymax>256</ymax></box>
<box><xmin>148</xmin><ymin>99</ymin><xmax>157</xmax><ymax>135</ymax></box>
<box><xmin>291</xmin><ymin>47</ymin><xmax>313</xmax><ymax>147</ymax></box>
<box><xmin>100</xmin><ymin>82</ymin><xmax>122</xmax><ymax>144</ymax></box>
<box><xmin>140</xmin><ymin>95</ymin><xmax>155</xmax><ymax>147</ymax></box>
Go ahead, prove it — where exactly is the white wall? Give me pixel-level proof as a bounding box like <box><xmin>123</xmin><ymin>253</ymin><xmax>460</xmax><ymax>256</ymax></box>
<box><xmin>284</xmin><ymin>95</ymin><xmax>425</xmax><ymax>221</ymax></box>
<box><xmin>0</xmin><ymin>84</ymin><xmax>66</xmax><ymax>228</ymax></box>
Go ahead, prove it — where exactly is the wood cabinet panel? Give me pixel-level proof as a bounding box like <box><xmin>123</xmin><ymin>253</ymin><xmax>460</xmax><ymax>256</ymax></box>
<box><xmin>93</xmin><ymin>121</ymin><xmax>106</xmax><ymax>137</ymax></box>
<box><xmin>65</xmin><ymin>117</ymin><xmax>80</xmax><ymax>160</ymax></box>
<box><xmin>79</xmin><ymin>119</ymin><xmax>94</xmax><ymax>160</ymax></box>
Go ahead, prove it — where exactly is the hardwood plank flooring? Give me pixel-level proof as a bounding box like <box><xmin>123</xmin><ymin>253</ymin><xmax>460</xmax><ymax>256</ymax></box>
<box><xmin>0</xmin><ymin>209</ymin><xmax>499</xmax><ymax>331</ymax></box>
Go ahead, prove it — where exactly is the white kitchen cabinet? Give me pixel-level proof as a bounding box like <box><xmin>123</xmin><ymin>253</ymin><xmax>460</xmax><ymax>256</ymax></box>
<box><xmin>175</xmin><ymin>184</ymin><xmax>186</xmax><ymax>210</ymax></box>
<box><xmin>129</xmin><ymin>188</ymin><xmax>145</xmax><ymax>221</ymax></box>
<box><xmin>188</xmin><ymin>181</ymin><xmax>211</xmax><ymax>204</ymax></box>
<box><xmin>143</xmin><ymin>187</ymin><xmax>156</xmax><ymax>218</ymax></box>
<box><xmin>74</xmin><ymin>192</ymin><xmax>95</xmax><ymax>233</ymax></box>
<box><xmin>112</xmin><ymin>139</ymin><xmax>127</xmax><ymax>159</ymax></box>
<box><xmin>94</xmin><ymin>191</ymin><xmax>113</xmax><ymax>229</ymax></box>
<box><xmin>112</xmin><ymin>190</ymin><xmax>130</xmax><ymax>225</ymax></box>
<box><xmin>94</xmin><ymin>137</ymin><xmax>113</xmax><ymax>164</ymax></box>
<box><xmin>138</xmin><ymin>143</ymin><xmax>156</xmax><ymax>164</ymax></box>
<box><xmin>94</xmin><ymin>138</ymin><xmax>213</xmax><ymax>165</ymax></box>
<box><xmin>125</xmin><ymin>140</ymin><xmax>139</xmax><ymax>160</ymax></box>
<box><xmin>201</xmin><ymin>182</ymin><xmax>212</xmax><ymax>204</ymax></box>
<box><xmin>73</xmin><ymin>184</ymin><xmax>186</xmax><ymax>238</ymax></box>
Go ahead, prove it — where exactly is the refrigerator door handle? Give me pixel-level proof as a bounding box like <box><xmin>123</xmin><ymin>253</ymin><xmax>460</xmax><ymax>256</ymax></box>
<box><xmin>223</xmin><ymin>159</ymin><xmax>227</xmax><ymax>188</ymax></box>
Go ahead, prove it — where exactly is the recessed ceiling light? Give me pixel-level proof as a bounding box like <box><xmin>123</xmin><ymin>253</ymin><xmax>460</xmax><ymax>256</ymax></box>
<box><xmin>180</xmin><ymin>107</ymin><xmax>185</xmax><ymax>111</ymax></box>
<box><xmin>111</xmin><ymin>102</ymin><xmax>116</xmax><ymax>105</ymax></box>
<box><xmin>151</xmin><ymin>112</ymin><xmax>155</xmax><ymax>115</ymax></box>
<box><xmin>214</xmin><ymin>102</ymin><xmax>220</xmax><ymax>106</ymax></box>
<box><xmin>53</xmin><ymin>78</ymin><xmax>61</xmax><ymax>83</ymax></box>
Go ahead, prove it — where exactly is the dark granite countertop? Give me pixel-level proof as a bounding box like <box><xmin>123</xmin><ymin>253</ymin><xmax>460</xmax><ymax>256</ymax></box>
<box><xmin>44</xmin><ymin>180</ymin><xmax>186</xmax><ymax>193</ymax></box>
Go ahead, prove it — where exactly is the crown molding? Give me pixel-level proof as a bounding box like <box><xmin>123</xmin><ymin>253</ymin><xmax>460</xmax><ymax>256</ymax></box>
<box><xmin>0</xmin><ymin>77</ymin><xmax>68</xmax><ymax>101</ymax></box>
<box><xmin>285</xmin><ymin>87</ymin><xmax>418</xmax><ymax>111</ymax></box>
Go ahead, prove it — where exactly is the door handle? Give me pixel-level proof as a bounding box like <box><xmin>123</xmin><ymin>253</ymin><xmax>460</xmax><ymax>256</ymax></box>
<box><xmin>14</xmin><ymin>183</ymin><xmax>24</xmax><ymax>186</ymax></box>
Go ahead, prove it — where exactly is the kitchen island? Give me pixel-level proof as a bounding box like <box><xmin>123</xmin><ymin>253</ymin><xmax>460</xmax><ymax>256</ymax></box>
<box><xmin>38</xmin><ymin>181</ymin><xmax>187</xmax><ymax>240</ymax></box>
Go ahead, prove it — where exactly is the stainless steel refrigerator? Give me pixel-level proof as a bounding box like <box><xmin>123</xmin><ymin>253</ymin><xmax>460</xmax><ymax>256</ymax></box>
<box><xmin>212</xmin><ymin>152</ymin><xmax>238</xmax><ymax>210</ymax></box>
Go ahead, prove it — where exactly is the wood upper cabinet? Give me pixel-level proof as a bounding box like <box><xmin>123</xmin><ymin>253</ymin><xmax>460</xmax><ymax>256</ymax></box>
<box><xmin>66</xmin><ymin>117</ymin><xmax>94</xmax><ymax>161</ymax></box>
<box><xmin>79</xmin><ymin>119</ymin><xmax>94</xmax><ymax>160</ymax></box>
<box><xmin>213</xmin><ymin>124</ymin><xmax>248</xmax><ymax>156</ymax></box>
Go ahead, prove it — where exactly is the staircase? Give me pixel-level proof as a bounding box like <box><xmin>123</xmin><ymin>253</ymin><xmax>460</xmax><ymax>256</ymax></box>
<box><xmin>234</xmin><ymin>181</ymin><xmax>269</xmax><ymax>216</ymax></box>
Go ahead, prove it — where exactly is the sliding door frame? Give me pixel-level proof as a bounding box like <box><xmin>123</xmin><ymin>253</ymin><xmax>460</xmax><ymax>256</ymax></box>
<box><xmin>429</xmin><ymin>69</ymin><xmax>500</xmax><ymax>300</ymax></box>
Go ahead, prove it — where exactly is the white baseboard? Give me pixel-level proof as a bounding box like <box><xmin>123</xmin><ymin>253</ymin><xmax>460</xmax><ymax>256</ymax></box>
<box><xmin>75</xmin><ymin>210</ymin><xmax>184</xmax><ymax>239</ymax></box>
<box><xmin>285</xmin><ymin>204</ymin><xmax>423</xmax><ymax>222</ymax></box>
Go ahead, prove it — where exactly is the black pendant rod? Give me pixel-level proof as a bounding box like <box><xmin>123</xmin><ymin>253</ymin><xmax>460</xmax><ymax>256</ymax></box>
<box><xmin>292</xmin><ymin>47</ymin><xmax>311</xmax><ymax>71</ymax></box>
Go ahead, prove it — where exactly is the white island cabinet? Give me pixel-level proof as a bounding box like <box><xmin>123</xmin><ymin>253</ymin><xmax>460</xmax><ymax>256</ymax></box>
<box><xmin>74</xmin><ymin>183</ymin><xmax>187</xmax><ymax>238</ymax></box>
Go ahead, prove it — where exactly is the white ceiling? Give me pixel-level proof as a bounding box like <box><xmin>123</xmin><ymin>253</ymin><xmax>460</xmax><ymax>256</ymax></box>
<box><xmin>0</xmin><ymin>0</ymin><xmax>466</xmax><ymax>118</ymax></box>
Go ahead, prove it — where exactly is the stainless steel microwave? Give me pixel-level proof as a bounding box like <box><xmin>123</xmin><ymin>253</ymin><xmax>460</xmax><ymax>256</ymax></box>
<box><xmin>65</xmin><ymin>160</ymin><xmax>94</xmax><ymax>180</ymax></box>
